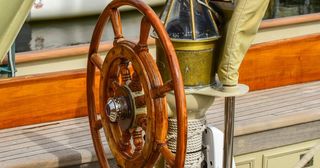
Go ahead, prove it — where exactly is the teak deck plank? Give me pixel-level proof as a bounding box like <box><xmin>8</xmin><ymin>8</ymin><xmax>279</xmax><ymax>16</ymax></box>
<box><xmin>1</xmin><ymin>81</ymin><xmax>320</xmax><ymax>167</ymax></box>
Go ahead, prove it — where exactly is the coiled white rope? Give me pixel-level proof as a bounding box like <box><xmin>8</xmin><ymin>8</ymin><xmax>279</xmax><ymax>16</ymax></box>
<box><xmin>166</xmin><ymin>117</ymin><xmax>206</xmax><ymax>168</ymax></box>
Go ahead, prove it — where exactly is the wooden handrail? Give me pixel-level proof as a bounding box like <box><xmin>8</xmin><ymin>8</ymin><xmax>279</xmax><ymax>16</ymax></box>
<box><xmin>1</xmin><ymin>38</ymin><xmax>155</xmax><ymax>64</ymax></box>
<box><xmin>1</xmin><ymin>41</ymin><xmax>113</xmax><ymax>64</ymax></box>
<box><xmin>260</xmin><ymin>13</ymin><xmax>320</xmax><ymax>29</ymax></box>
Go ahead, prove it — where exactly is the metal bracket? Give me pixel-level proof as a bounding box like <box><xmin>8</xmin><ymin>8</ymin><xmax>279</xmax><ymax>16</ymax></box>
<box><xmin>203</xmin><ymin>126</ymin><xmax>236</xmax><ymax>168</ymax></box>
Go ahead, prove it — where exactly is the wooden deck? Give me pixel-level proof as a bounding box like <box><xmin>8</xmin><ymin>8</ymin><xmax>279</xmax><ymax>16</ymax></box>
<box><xmin>0</xmin><ymin>81</ymin><xmax>320</xmax><ymax>167</ymax></box>
<box><xmin>207</xmin><ymin>80</ymin><xmax>320</xmax><ymax>135</ymax></box>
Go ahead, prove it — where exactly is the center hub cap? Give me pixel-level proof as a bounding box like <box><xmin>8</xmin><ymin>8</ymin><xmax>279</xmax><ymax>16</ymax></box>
<box><xmin>105</xmin><ymin>86</ymin><xmax>135</xmax><ymax>130</ymax></box>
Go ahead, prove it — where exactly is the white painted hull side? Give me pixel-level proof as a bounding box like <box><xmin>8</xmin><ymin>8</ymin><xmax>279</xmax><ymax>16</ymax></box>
<box><xmin>29</xmin><ymin>0</ymin><xmax>165</xmax><ymax>21</ymax></box>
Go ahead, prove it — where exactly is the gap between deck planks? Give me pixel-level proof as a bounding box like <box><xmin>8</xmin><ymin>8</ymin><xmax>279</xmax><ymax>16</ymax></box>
<box><xmin>0</xmin><ymin>81</ymin><xmax>320</xmax><ymax>167</ymax></box>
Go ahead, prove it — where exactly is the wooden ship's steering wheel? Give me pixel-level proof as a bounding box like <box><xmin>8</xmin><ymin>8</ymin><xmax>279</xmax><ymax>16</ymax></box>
<box><xmin>86</xmin><ymin>0</ymin><xmax>187</xmax><ymax>167</ymax></box>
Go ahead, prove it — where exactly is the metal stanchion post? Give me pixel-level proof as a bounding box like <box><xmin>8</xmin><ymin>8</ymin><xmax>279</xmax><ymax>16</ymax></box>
<box><xmin>223</xmin><ymin>96</ymin><xmax>235</xmax><ymax>168</ymax></box>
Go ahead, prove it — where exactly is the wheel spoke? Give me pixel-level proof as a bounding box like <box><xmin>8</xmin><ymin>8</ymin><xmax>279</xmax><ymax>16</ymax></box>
<box><xmin>137</xmin><ymin>16</ymin><xmax>151</xmax><ymax>49</ymax></box>
<box><xmin>119</xmin><ymin>59</ymin><xmax>131</xmax><ymax>84</ymax></box>
<box><xmin>160</xmin><ymin>145</ymin><xmax>175</xmax><ymax>167</ymax></box>
<box><xmin>121</xmin><ymin>130</ymin><xmax>133</xmax><ymax>155</ymax></box>
<box><xmin>128</xmin><ymin>71</ymin><xmax>142</xmax><ymax>92</ymax></box>
<box><xmin>110</xmin><ymin>125</ymin><xmax>132</xmax><ymax>155</ymax></box>
<box><xmin>135</xmin><ymin>114</ymin><xmax>147</xmax><ymax>130</ymax></box>
<box><xmin>151</xmin><ymin>80</ymin><xmax>174</xmax><ymax>99</ymax></box>
<box><xmin>110</xmin><ymin>8</ymin><xmax>123</xmax><ymax>41</ymax></box>
<box><xmin>112</xmin><ymin>80</ymin><xmax>121</xmax><ymax>90</ymax></box>
<box><xmin>94</xmin><ymin>119</ymin><xmax>103</xmax><ymax>130</ymax></box>
<box><xmin>131</xmin><ymin>127</ymin><xmax>144</xmax><ymax>154</ymax></box>
<box><xmin>90</xmin><ymin>53</ymin><xmax>103</xmax><ymax>71</ymax></box>
<box><xmin>134</xmin><ymin>95</ymin><xmax>146</xmax><ymax>108</ymax></box>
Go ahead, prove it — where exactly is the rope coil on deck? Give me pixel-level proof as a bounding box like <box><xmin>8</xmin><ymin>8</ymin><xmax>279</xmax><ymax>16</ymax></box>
<box><xmin>166</xmin><ymin>117</ymin><xmax>206</xmax><ymax>168</ymax></box>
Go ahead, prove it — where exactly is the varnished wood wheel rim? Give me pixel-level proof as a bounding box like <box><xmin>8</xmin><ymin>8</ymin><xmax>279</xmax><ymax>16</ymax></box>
<box><xmin>86</xmin><ymin>0</ymin><xmax>187</xmax><ymax>167</ymax></box>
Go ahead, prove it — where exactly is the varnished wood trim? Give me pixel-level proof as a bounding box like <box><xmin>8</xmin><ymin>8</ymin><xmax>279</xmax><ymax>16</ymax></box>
<box><xmin>1</xmin><ymin>38</ymin><xmax>155</xmax><ymax>64</ymax></box>
<box><xmin>260</xmin><ymin>13</ymin><xmax>320</xmax><ymax>29</ymax></box>
<box><xmin>2</xmin><ymin>42</ymin><xmax>113</xmax><ymax>64</ymax></box>
<box><xmin>0</xmin><ymin>69</ymin><xmax>97</xmax><ymax>129</ymax></box>
<box><xmin>239</xmin><ymin>33</ymin><xmax>320</xmax><ymax>91</ymax></box>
